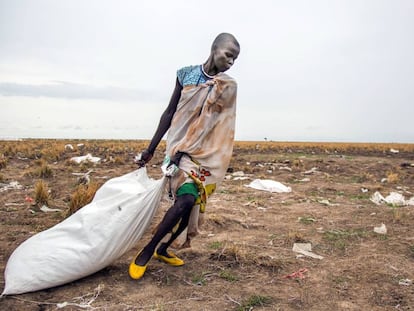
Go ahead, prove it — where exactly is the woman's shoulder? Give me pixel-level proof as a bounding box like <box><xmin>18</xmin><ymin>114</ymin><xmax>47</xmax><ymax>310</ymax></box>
<box><xmin>177</xmin><ymin>65</ymin><xmax>201</xmax><ymax>78</ymax></box>
<box><xmin>176</xmin><ymin>65</ymin><xmax>204</xmax><ymax>86</ymax></box>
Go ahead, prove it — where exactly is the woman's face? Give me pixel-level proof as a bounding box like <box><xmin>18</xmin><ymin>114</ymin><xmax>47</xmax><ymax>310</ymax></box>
<box><xmin>212</xmin><ymin>41</ymin><xmax>240</xmax><ymax>73</ymax></box>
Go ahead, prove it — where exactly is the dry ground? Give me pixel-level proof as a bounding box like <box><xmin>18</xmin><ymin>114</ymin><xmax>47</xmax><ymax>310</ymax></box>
<box><xmin>0</xmin><ymin>140</ymin><xmax>413</xmax><ymax>311</ymax></box>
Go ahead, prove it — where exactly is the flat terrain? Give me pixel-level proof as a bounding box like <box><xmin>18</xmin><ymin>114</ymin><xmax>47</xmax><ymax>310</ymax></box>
<box><xmin>0</xmin><ymin>140</ymin><xmax>413</xmax><ymax>310</ymax></box>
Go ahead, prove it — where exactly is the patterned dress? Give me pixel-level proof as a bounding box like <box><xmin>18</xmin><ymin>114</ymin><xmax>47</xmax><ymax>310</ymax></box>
<box><xmin>166</xmin><ymin>64</ymin><xmax>238</xmax><ymax>247</ymax></box>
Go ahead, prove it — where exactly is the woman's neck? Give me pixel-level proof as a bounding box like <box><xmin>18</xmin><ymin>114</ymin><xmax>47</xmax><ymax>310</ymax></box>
<box><xmin>202</xmin><ymin>59</ymin><xmax>218</xmax><ymax>76</ymax></box>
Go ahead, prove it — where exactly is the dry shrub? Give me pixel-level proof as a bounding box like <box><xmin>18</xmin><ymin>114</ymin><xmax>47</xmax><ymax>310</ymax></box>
<box><xmin>36</xmin><ymin>162</ymin><xmax>53</xmax><ymax>178</ymax></box>
<box><xmin>113</xmin><ymin>156</ymin><xmax>125</xmax><ymax>165</ymax></box>
<box><xmin>207</xmin><ymin>213</ymin><xmax>226</xmax><ymax>226</ymax></box>
<box><xmin>0</xmin><ymin>154</ymin><xmax>7</xmax><ymax>169</ymax></box>
<box><xmin>67</xmin><ymin>182</ymin><xmax>99</xmax><ymax>216</ymax></box>
<box><xmin>284</xmin><ymin>230</ymin><xmax>307</xmax><ymax>246</ymax></box>
<box><xmin>41</xmin><ymin>146</ymin><xmax>63</xmax><ymax>162</ymax></box>
<box><xmin>386</xmin><ymin>171</ymin><xmax>399</xmax><ymax>183</ymax></box>
<box><xmin>209</xmin><ymin>241</ymin><xmax>284</xmax><ymax>272</ymax></box>
<box><xmin>292</xmin><ymin>158</ymin><xmax>304</xmax><ymax>170</ymax></box>
<box><xmin>34</xmin><ymin>180</ymin><xmax>50</xmax><ymax>206</ymax></box>
<box><xmin>358</xmin><ymin>172</ymin><xmax>376</xmax><ymax>183</ymax></box>
<box><xmin>80</xmin><ymin>161</ymin><xmax>94</xmax><ymax>171</ymax></box>
<box><xmin>209</xmin><ymin>242</ymin><xmax>247</xmax><ymax>265</ymax></box>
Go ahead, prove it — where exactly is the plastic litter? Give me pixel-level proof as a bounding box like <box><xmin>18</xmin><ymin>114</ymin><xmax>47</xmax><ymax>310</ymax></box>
<box><xmin>399</xmin><ymin>279</ymin><xmax>412</xmax><ymax>286</ymax></box>
<box><xmin>40</xmin><ymin>205</ymin><xmax>62</xmax><ymax>213</ymax></box>
<box><xmin>282</xmin><ymin>268</ymin><xmax>308</xmax><ymax>279</ymax></box>
<box><xmin>292</xmin><ymin>243</ymin><xmax>324</xmax><ymax>260</ymax></box>
<box><xmin>0</xmin><ymin>181</ymin><xmax>23</xmax><ymax>192</ymax></box>
<box><xmin>64</xmin><ymin>144</ymin><xmax>74</xmax><ymax>151</ymax></box>
<box><xmin>304</xmin><ymin>167</ymin><xmax>318</xmax><ymax>175</ymax></box>
<box><xmin>373</xmin><ymin>223</ymin><xmax>387</xmax><ymax>234</ymax></box>
<box><xmin>70</xmin><ymin>153</ymin><xmax>101</xmax><ymax>164</ymax></box>
<box><xmin>2</xmin><ymin>167</ymin><xmax>166</xmax><ymax>295</ymax></box>
<box><xmin>318</xmin><ymin>199</ymin><xmax>338</xmax><ymax>206</ymax></box>
<box><xmin>370</xmin><ymin>191</ymin><xmax>414</xmax><ymax>206</ymax></box>
<box><xmin>246</xmin><ymin>179</ymin><xmax>291</xmax><ymax>193</ymax></box>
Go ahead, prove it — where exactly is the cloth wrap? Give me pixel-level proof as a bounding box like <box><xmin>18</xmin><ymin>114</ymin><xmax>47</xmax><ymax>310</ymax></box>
<box><xmin>166</xmin><ymin>72</ymin><xmax>237</xmax><ymax>247</ymax></box>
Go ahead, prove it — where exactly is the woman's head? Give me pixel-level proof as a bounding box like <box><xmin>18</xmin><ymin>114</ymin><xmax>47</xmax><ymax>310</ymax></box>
<box><xmin>205</xmin><ymin>33</ymin><xmax>240</xmax><ymax>75</ymax></box>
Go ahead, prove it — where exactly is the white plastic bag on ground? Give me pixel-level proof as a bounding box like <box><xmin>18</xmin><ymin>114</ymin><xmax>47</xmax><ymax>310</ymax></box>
<box><xmin>370</xmin><ymin>191</ymin><xmax>414</xmax><ymax>206</ymax></box>
<box><xmin>2</xmin><ymin>168</ymin><xmax>166</xmax><ymax>295</ymax></box>
<box><xmin>246</xmin><ymin>179</ymin><xmax>292</xmax><ymax>193</ymax></box>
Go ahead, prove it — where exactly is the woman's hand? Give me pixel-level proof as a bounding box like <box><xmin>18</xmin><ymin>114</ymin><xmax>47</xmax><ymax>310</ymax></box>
<box><xmin>135</xmin><ymin>149</ymin><xmax>153</xmax><ymax>167</ymax></box>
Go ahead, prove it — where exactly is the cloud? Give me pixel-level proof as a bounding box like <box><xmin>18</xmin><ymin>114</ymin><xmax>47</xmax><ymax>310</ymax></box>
<box><xmin>0</xmin><ymin>80</ymin><xmax>160</xmax><ymax>102</ymax></box>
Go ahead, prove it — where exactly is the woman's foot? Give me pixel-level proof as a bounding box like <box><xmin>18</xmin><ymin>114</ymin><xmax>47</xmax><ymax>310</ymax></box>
<box><xmin>134</xmin><ymin>247</ymin><xmax>153</xmax><ymax>266</ymax></box>
<box><xmin>154</xmin><ymin>243</ymin><xmax>185</xmax><ymax>266</ymax></box>
<box><xmin>129</xmin><ymin>249</ymin><xmax>151</xmax><ymax>280</ymax></box>
<box><xmin>155</xmin><ymin>243</ymin><xmax>170</xmax><ymax>258</ymax></box>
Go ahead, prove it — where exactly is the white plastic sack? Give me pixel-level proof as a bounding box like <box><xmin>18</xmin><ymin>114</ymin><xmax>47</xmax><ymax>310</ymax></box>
<box><xmin>246</xmin><ymin>179</ymin><xmax>292</xmax><ymax>193</ymax></box>
<box><xmin>2</xmin><ymin>168</ymin><xmax>166</xmax><ymax>295</ymax></box>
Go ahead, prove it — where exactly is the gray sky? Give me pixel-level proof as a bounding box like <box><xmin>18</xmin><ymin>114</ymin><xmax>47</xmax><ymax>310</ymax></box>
<box><xmin>1</xmin><ymin>0</ymin><xmax>413</xmax><ymax>142</ymax></box>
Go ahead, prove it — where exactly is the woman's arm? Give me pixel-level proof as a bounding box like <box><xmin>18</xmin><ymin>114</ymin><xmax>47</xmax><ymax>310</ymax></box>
<box><xmin>138</xmin><ymin>78</ymin><xmax>183</xmax><ymax>165</ymax></box>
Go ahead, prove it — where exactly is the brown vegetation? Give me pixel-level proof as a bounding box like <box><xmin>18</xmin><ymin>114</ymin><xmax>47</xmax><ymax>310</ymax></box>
<box><xmin>0</xmin><ymin>139</ymin><xmax>413</xmax><ymax>310</ymax></box>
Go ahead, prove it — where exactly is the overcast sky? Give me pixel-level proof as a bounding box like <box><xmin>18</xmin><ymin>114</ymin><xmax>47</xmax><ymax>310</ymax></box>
<box><xmin>1</xmin><ymin>0</ymin><xmax>413</xmax><ymax>142</ymax></box>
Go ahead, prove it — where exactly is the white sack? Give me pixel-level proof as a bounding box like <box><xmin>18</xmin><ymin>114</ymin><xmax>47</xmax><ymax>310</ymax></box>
<box><xmin>2</xmin><ymin>168</ymin><xmax>166</xmax><ymax>295</ymax></box>
<box><xmin>246</xmin><ymin>179</ymin><xmax>292</xmax><ymax>193</ymax></box>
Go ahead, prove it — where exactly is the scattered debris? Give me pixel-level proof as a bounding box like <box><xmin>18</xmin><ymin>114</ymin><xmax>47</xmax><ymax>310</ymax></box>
<box><xmin>298</xmin><ymin>216</ymin><xmax>316</xmax><ymax>223</ymax></box>
<box><xmin>56</xmin><ymin>284</ymin><xmax>103</xmax><ymax>309</ymax></box>
<box><xmin>70</xmin><ymin>154</ymin><xmax>101</xmax><ymax>164</ymax></box>
<box><xmin>232</xmin><ymin>171</ymin><xmax>246</xmax><ymax>177</ymax></box>
<box><xmin>246</xmin><ymin>179</ymin><xmax>291</xmax><ymax>193</ymax></box>
<box><xmin>0</xmin><ymin>181</ymin><xmax>23</xmax><ymax>192</ymax></box>
<box><xmin>40</xmin><ymin>205</ymin><xmax>63</xmax><ymax>213</ymax></box>
<box><xmin>292</xmin><ymin>243</ymin><xmax>324</xmax><ymax>260</ymax></box>
<box><xmin>297</xmin><ymin>178</ymin><xmax>310</xmax><ymax>182</ymax></box>
<box><xmin>225</xmin><ymin>171</ymin><xmax>251</xmax><ymax>181</ymax></box>
<box><xmin>279</xmin><ymin>166</ymin><xmax>292</xmax><ymax>171</ymax></box>
<box><xmin>373</xmin><ymin>223</ymin><xmax>387</xmax><ymax>234</ymax></box>
<box><xmin>282</xmin><ymin>268</ymin><xmax>308</xmax><ymax>279</ymax></box>
<box><xmin>361</xmin><ymin>188</ymin><xmax>369</xmax><ymax>193</ymax></box>
<box><xmin>25</xmin><ymin>196</ymin><xmax>34</xmax><ymax>203</ymax></box>
<box><xmin>65</xmin><ymin>144</ymin><xmax>74</xmax><ymax>151</ymax></box>
<box><xmin>72</xmin><ymin>170</ymin><xmax>93</xmax><ymax>185</ymax></box>
<box><xmin>318</xmin><ymin>199</ymin><xmax>338</xmax><ymax>207</ymax></box>
<box><xmin>390</xmin><ymin>148</ymin><xmax>399</xmax><ymax>154</ymax></box>
<box><xmin>5</xmin><ymin>203</ymin><xmax>24</xmax><ymax>207</ymax></box>
<box><xmin>304</xmin><ymin>167</ymin><xmax>318</xmax><ymax>175</ymax></box>
<box><xmin>370</xmin><ymin>191</ymin><xmax>414</xmax><ymax>206</ymax></box>
<box><xmin>398</xmin><ymin>279</ymin><xmax>412</xmax><ymax>286</ymax></box>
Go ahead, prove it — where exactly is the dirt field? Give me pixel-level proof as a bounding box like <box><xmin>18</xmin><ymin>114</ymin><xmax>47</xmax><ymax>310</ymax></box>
<box><xmin>0</xmin><ymin>140</ymin><xmax>413</xmax><ymax>310</ymax></box>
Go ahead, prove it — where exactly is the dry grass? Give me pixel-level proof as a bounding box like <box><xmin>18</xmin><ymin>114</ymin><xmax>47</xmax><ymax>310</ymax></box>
<box><xmin>1</xmin><ymin>139</ymin><xmax>413</xmax><ymax>310</ymax></box>
<box><xmin>0</xmin><ymin>154</ymin><xmax>7</xmax><ymax>169</ymax></box>
<box><xmin>67</xmin><ymin>182</ymin><xmax>99</xmax><ymax>216</ymax></box>
<box><xmin>34</xmin><ymin>180</ymin><xmax>50</xmax><ymax>206</ymax></box>
<box><xmin>234</xmin><ymin>141</ymin><xmax>414</xmax><ymax>154</ymax></box>
<box><xmin>386</xmin><ymin>171</ymin><xmax>400</xmax><ymax>183</ymax></box>
<box><xmin>34</xmin><ymin>160</ymin><xmax>53</xmax><ymax>178</ymax></box>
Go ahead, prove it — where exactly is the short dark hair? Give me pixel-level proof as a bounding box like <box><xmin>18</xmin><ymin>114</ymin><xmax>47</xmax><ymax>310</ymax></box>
<box><xmin>211</xmin><ymin>33</ymin><xmax>240</xmax><ymax>51</ymax></box>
